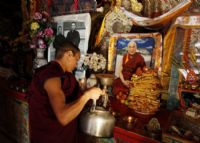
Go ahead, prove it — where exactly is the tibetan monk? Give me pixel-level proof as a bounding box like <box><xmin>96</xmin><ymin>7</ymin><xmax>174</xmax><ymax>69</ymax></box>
<box><xmin>28</xmin><ymin>35</ymin><xmax>103</xmax><ymax>143</ymax></box>
<box><xmin>112</xmin><ymin>41</ymin><xmax>146</xmax><ymax>97</ymax></box>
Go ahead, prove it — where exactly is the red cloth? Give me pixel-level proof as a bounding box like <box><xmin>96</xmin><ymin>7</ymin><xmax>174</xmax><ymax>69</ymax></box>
<box><xmin>28</xmin><ymin>61</ymin><xmax>82</xmax><ymax>143</ymax></box>
<box><xmin>73</xmin><ymin>0</ymin><xmax>78</xmax><ymax>10</ymax></box>
<box><xmin>112</xmin><ymin>53</ymin><xmax>146</xmax><ymax>96</ymax></box>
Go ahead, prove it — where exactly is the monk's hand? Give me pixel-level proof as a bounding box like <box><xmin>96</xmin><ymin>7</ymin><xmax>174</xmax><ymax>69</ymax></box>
<box><xmin>85</xmin><ymin>87</ymin><xmax>102</xmax><ymax>101</ymax></box>
<box><xmin>123</xmin><ymin>80</ymin><xmax>130</xmax><ymax>87</ymax></box>
<box><xmin>143</xmin><ymin>67</ymin><xmax>148</xmax><ymax>72</ymax></box>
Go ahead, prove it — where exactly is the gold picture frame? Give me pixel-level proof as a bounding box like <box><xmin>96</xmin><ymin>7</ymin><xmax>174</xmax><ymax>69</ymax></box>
<box><xmin>107</xmin><ymin>33</ymin><xmax>162</xmax><ymax>74</ymax></box>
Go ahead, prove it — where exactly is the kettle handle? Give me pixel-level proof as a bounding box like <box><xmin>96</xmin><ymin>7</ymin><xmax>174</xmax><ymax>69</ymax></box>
<box><xmin>90</xmin><ymin>99</ymin><xmax>96</xmax><ymax>112</ymax></box>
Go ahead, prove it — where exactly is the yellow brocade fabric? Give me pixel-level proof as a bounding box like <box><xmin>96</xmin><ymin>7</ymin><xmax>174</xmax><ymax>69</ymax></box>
<box><xmin>161</xmin><ymin>15</ymin><xmax>200</xmax><ymax>89</ymax></box>
<box><xmin>95</xmin><ymin>14</ymin><xmax>107</xmax><ymax>47</ymax></box>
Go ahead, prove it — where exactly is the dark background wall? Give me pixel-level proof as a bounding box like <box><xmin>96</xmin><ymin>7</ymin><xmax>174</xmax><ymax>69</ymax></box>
<box><xmin>0</xmin><ymin>0</ymin><xmax>22</xmax><ymax>38</ymax></box>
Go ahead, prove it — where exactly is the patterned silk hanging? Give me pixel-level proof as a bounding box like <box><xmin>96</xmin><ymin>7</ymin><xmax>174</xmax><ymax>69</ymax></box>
<box><xmin>74</xmin><ymin>0</ymin><xmax>78</xmax><ymax>10</ymax></box>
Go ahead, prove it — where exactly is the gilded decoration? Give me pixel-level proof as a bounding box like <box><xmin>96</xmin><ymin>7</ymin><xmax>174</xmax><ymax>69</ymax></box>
<box><xmin>161</xmin><ymin>15</ymin><xmax>200</xmax><ymax>90</ymax></box>
<box><xmin>95</xmin><ymin>0</ymin><xmax>143</xmax><ymax>46</ymax></box>
<box><xmin>95</xmin><ymin>7</ymin><xmax>132</xmax><ymax>46</ymax></box>
<box><xmin>104</xmin><ymin>8</ymin><xmax>132</xmax><ymax>34</ymax></box>
<box><xmin>116</xmin><ymin>0</ymin><xmax>143</xmax><ymax>13</ymax></box>
<box><xmin>95</xmin><ymin>0</ymin><xmax>191</xmax><ymax>47</ymax></box>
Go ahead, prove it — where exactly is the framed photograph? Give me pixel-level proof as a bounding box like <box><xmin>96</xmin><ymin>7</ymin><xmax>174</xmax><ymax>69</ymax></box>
<box><xmin>107</xmin><ymin>33</ymin><xmax>162</xmax><ymax>76</ymax></box>
<box><xmin>53</xmin><ymin>13</ymin><xmax>91</xmax><ymax>54</ymax></box>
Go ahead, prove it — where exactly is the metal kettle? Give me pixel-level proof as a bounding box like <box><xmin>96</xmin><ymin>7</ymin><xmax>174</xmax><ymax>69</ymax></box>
<box><xmin>79</xmin><ymin>100</ymin><xmax>115</xmax><ymax>137</ymax></box>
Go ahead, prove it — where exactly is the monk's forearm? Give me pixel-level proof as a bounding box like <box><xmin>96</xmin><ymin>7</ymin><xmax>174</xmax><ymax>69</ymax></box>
<box><xmin>58</xmin><ymin>92</ymin><xmax>90</xmax><ymax>126</ymax></box>
<box><xmin>119</xmin><ymin>72</ymin><xmax>125</xmax><ymax>83</ymax></box>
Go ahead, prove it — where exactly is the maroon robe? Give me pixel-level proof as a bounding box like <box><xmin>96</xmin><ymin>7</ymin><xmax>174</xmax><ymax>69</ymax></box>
<box><xmin>112</xmin><ymin>52</ymin><xmax>146</xmax><ymax>96</ymax></box>
<box><xmin>28</xmin><ymin>61</ymin><xmax>82</xmax><ymax>143</ymax></box>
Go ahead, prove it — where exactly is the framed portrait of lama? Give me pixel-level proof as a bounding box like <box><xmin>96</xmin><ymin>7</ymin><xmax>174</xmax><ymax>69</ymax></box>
<box><xmin>107</xmin><ymin>33</ymin><xmax>162</xmax><ymax>76</ymax></box>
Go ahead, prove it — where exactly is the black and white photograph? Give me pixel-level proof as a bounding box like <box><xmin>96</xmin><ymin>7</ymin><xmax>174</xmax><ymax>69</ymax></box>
<box><xmin>53</xmin><ymin>13</ymin><xmax>91</xmax><ymax>54</ymax></box>
<box><xmin>57</xmin><ymin>24</ymin><xmax>63</xmax><ymax>35</ymax></box>
<box><xmin>65</xmin><ymin>22</ymin><xmax>81</xmax><ymax>48</ymax></box>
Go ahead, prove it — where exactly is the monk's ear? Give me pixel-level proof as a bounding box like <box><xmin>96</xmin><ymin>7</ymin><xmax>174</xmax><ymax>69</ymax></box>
<box><xmin>65</xmin><ymin>51</ymin><xmax>73</xmax><ymax>57</ymax></box>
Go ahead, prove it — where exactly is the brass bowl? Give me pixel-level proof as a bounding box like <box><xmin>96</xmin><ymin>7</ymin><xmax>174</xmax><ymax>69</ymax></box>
<box><xmin>95</xmin><ymin>74</ymin><xmax>115</xmax><ymax>87</ymax></box>
<box><xmin>122</xmin><ymin>115</ymin><xmax>137</xmax><ymax>130</ymax></box>
<box><xmin>123</xmin><ymin>115</ymin><xmax>137</xmax><ymax>124</ymax></box>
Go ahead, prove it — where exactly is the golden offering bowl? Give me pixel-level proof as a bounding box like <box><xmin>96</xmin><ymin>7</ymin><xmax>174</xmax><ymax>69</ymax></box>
<box><xmin>123</xmin><ymin>115</ymin><xmax>137</xmax><ymax>124</ymax></box>
<box><xmin>95</xmin><ymin>74</ymin><xmax>115</xmax><ymax>87</ymax></box>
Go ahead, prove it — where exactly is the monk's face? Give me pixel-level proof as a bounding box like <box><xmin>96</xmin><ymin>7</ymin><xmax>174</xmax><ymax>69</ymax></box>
<box><xmin>64</xmin><ymin>51</ymin><xmax>80</xmax><ymax>72</ymax></box>
<box><xmin>127</xmin><ymin>42</ymin><xmax>137</xmax><ymax>55</ymax></box>
<box><xmin>71</xmin><ymin>23</ymin><xmax>76</xmax><ymax>30</ymax></box>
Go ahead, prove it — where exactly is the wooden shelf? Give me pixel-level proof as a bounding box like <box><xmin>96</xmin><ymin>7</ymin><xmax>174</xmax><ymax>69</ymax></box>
<box><xmin>179</xmin><ymin>88</ymin><xmax>200</xmax><ymax>94</ymax></box>
<box><xmin>178</xmin><ymin>86</ymin><xmax>200</xmax><ymax>109</ymax></box>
